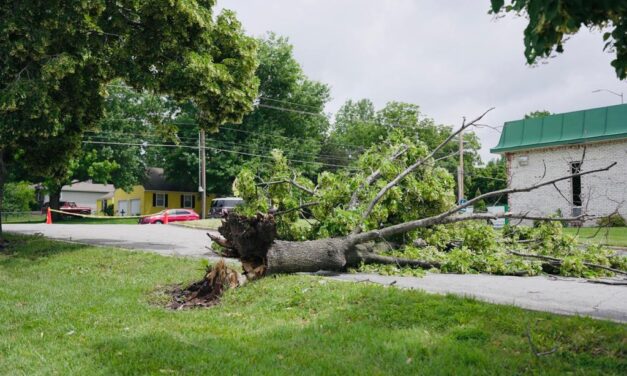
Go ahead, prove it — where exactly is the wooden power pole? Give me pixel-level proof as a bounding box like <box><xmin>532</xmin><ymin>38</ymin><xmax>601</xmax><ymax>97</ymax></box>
<box><xmin>457</xmin><ymin>129</ymin><xmax>464</xmax><ymax>204</ymax></box>
<box><xmin>199</xmin><ymin>129</ymin><xmax>207</xmax><ymax>219</ymax></box>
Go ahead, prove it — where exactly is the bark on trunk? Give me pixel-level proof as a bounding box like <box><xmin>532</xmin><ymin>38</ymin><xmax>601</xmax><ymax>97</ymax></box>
<box><xmin>213</xmin><ymin>214</ymin><xmax>439</xmax><ymax>277</ymax></box>
<box><xmin>49</xmin><ymin>185</ymin><xmax>63</xmax><ymax>221</ymax></box>
<box><xmin>266</xmin><ymin>238</ymin><xmax>351</xmax><ymax>274</ymax></box>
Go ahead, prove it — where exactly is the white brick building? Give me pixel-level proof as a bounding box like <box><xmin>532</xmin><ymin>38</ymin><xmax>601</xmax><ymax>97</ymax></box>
<box><xmin>491</xmin><ymin>104</ymin><xmax>627</xmax><ymax>226</ymax></box>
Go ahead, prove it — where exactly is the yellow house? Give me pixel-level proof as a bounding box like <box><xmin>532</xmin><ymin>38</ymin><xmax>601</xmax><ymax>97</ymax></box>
<box><xmin>96</xmin><ymin>168</ymin><xmax>213</xmax><ymax>216</ymax></box>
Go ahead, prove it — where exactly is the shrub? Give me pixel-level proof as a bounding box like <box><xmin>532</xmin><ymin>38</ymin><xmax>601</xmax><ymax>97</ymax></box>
<box><xmin>2</xmin><ymin>182</ymin><xmax>36</xmax><ymax>212</ymax></box>
<box><xmin>103</xmin><ymin>204</ymin><xmax>114</xmax><ymax>216</ymax></box>
<box><xmin>596</xmin><ymin>214</ymin><xmax>626</xmax><ymax>227</ymax></box>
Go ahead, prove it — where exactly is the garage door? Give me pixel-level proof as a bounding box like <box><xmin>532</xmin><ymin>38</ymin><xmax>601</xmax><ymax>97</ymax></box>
<box><xmin>130</xmin><ymin>199</ymin><xmax>141</xmax><ymax>216</ymax></box>
<box><xmin>118</xmin><ymin>200</ymin><xmax>129</xmax><ymax>216</ymax></box>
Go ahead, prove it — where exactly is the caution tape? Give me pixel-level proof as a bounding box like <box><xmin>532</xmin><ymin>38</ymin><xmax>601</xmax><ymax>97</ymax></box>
<box><xmin>48</xmin><ymin>208</ymin><xmax>153</xmax><ymax>219</ymax></box>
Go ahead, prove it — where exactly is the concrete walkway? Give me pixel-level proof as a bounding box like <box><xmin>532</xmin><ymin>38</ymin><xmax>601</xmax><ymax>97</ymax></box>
<box><xmin>331</xmin><ymin>273</ymin><xmax>627</xmax><ymax>322</ymax></box>
<box><xmin>5</xmin><ymin>223</ymin><xmax>627</xmax><ymax>322</ymax></box>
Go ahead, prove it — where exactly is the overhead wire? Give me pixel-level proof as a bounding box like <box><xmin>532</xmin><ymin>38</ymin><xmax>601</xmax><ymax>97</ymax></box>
<box><xmin>83</xmin><ymin>130</ymin><xmax>354</xmax><ymax>163</ymax></box>
<box><xmin>81</xmin><ymin>140</ymin><xmax>356</xmax><ymax>170</ymax></box>
<box><xmin>98</xmin><ymin>117</ymin><xmax>367</xmax><ymax>152</ymax></box>
<box><xmin>258</xmin><ymin>96</ymin><xmax>323</xmax><ymax>111</ymax></box>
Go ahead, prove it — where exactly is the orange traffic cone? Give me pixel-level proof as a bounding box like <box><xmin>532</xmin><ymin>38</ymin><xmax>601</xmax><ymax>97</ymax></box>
<box><xmin>46</xmin><ymin>207</ymin><xmax>52</xmax><ymax>224</ymax></box>
<box><xmin>163</xmin><ymin>210</ymin><xmax>169</xmax><ymax>225</ymax></box>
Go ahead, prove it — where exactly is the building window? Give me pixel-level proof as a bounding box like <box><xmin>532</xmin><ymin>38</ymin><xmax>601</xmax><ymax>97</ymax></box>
<box><xmin>155</xmin><ymin>193</ymin><xmax>165</xmax><ymax>207</ymax></box>
<box><xmin>570</xmin><ymin>162</ymin><xmax>582</xmax><ymax>207</ymax></box>
<box><xmin>183</xmin><ymin>194</ymin><xmax>193</xmax><ymax>208</ymax></box>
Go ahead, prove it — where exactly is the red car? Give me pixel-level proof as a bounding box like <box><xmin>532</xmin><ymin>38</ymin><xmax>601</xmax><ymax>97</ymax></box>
<box><xmin>139</xmin><ymin>209</ymin><xmax>200</xmax><ymax>224</ymax></box>
<box><xmin>41</xmin><ymin>201</ymin><xmax>92</xmax><ymax>215</ymax></box>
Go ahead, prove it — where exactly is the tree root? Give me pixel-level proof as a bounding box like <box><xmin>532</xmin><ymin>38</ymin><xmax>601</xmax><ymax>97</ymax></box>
<box><xmin>168</xmin><ymin>259</ymin><xmax>243</xmax><ymax>309</ymax></box>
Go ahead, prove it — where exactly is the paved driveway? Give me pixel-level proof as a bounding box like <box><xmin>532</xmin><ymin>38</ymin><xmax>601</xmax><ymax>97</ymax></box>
<box><xmin>5</xmin><ymin>223</ymin><xmax>217</xmax><ymax>258</ymax></box>
<box><xmin>5</xmin><ymin>223</ymin><xmax>627</xmax><ymax>322</ymax></box>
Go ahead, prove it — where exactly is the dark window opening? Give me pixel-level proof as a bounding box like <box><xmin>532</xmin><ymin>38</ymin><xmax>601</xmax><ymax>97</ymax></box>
<box><xmin>571</xmin><ymin>162</ymin><xmax>582</xmax><ymax>206</ymax></box>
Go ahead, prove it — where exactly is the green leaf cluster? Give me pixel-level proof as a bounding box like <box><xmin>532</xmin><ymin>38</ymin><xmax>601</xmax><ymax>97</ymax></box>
<box><xmin>360</xmin><ymin>220</ymin><xmax>626</xmax><ymax>278</ymax></box>
<box><xmin>0</xmin><ymin>0</ymin><xmax>259</xmax><ymax>201</ymax></box>
<box><xmin>491</xmin><ymin>1</ymin><xmax>627</xmax><ymax>79</ymax></box>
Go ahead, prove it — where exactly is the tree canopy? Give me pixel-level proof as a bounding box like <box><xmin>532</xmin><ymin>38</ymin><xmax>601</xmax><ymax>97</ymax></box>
<box><xmin>323</xmin><ymin>100</ymin><xmax>482</xmax><ymax>192</ymax></box>
<box><xmin>169</xmin><ymin>33</ymin><xmax>331</xmax><ymax>195</ymax></box>
<box><xmin>490</xmin><ymin>0</ymin><xmax>627</xmax><ymax>79</ymax></box>
<box><xmin>0</xmin><ymin>0</ymin><xmax>259</xmax><ymax>230</ymax></box>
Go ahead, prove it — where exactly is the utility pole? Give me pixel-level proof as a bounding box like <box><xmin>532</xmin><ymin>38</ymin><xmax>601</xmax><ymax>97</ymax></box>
<box><xmin>199</xmin><ymin>129</ymin><xmax>207</xmax><ymax>219</ymax></box>
<box><xmin>457</xmin><ymin>128</ymin><xmax>464</xmax><ymax>204</ymax></box>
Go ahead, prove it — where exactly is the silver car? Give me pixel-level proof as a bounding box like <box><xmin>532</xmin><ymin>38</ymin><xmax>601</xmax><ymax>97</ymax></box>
<box><xmin>209</xmin><ymin>197</ymin><xmax>244</xmax><ymax>217</ymax></box>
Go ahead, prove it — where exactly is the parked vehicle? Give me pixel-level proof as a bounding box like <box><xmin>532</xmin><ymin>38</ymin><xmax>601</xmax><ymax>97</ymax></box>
<box><xmin>139</xmin><ymin>209</ymin><xmax>200</xmax><ymax>224</ymax></box>
<box><xmin>41</xmin><ymin>201</ymin><xmax>92</xmax><ymax>215</ymax></box>
<box><xmin>209</xmin><ymin>197</ymin><xmax>244</xmax><ymax>217</ymax></box>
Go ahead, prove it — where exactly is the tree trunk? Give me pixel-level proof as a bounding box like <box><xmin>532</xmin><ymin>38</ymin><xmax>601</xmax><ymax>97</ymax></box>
<box><xmin>48</xmin><ymin>185</ymin><xmax>63</xmax><ymax>221</ymax></box>
<box><xmin>266</xmin><ymin>238</ymin><xmax>351</xmax><ymax>274</ymax></box>
<box><xmin>211</xmin><ymin>214</ymin><xmax>440</xmax><ymax>277</ymax></box>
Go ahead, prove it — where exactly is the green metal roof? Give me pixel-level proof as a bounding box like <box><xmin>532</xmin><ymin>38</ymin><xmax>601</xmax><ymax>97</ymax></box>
<box><xmin>491</xmin><ymin>104</ymin><xmax>627</xmax><ymax>153</ymax></box>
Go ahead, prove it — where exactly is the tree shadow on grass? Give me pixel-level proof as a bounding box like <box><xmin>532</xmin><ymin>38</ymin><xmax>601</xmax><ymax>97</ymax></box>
<box><xmin>0</xmin><ymin>233</ymin><xmax>89</xmax><ymax>263</ymax></box>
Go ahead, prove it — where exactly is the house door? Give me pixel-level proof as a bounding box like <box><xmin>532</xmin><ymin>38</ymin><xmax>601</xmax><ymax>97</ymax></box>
<box><xmin>118</xmin><ymin>200</ymin><xmax>129</xmax><ymax>216</ymax></box>
<box><xmin>130</xmin><ymin>199</ymin><xmax>141</xmax><ymax>216</ymax></box>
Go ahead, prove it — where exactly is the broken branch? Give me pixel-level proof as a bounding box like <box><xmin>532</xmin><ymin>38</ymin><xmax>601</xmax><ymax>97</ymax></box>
<box><xmin>355</xmin><ymin>108</ymin><xmax>495</xmax><ymax>233</ymax></box>
<box><xmin>348</xmin><ymin>145</ymin><xmax>409</xmax><ymax>210</ymax></box>
<box><xmin>274</xmin><ymin>201</ymin><xmax>320</xmax><ymax>216</ymax></box>
<box><xmin>508</xmin><ymin>251</ymin><xmax>627</xmax><ymax>276</ymax></box>
<box><xmin>257</xmin><ymin>179</ymin><xmax>314</xmax><ymax>195</ymax></box>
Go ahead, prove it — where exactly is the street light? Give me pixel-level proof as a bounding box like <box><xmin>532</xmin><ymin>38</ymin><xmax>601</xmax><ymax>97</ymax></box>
<box><xmin>592</xmin><ymin>89</ymin><xmax>624</xmax><ymax>104</ymax></box>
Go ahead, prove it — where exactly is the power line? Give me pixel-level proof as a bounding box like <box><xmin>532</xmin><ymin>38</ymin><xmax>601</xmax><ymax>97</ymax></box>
<box><xmin>96</xmin><ymin>117</ymin><xmax>368</xmax><ymax>152</ymax></box>
<box><xmin>256</xmin><ymin>103</ymin><xmax>328</xmax><ymax>117</ymax></box>
<box><xmin>259</xmin><ymin>96</ymin><xmax>323</xmax><ymax>111</ymax></box>
<box><xmin>83</xmin><ymin>131</ymin><xmax>354</xmax><ymax>162</ymax></box>
<box><xmin>82</xmin><ymin>140</ymin><xmax>355</xmax><ymax>170</ymax></box>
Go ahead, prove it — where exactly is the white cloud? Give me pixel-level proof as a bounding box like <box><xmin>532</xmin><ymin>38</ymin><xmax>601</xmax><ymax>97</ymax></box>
<box><xmin>219</xmin><ymin>0</ymin><xmax>625</xmax><ymax>162</ymax></box>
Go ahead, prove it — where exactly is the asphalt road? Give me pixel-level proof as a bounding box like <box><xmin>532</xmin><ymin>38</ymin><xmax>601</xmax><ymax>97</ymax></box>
<box><xmin>5</xmin><ymin>223</ymin><xmax>627</xmax><ymax>322</ymax></box>
<box><xmin>4</xmin><ymin>223</ymin><xmax>217</xmax><ymax>258</ymax></box>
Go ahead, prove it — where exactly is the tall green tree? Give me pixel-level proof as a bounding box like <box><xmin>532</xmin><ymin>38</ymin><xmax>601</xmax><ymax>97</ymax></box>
<box><xmin>324</xmin><ymin>100</ymin><xmax>481</xmax><ymax>187</ymax></box>
<box><xmin>466</xmin><ymin>158</ymin><xmax>508</xmax><ymax>207</ymax></box>
<box><xmin>490</xmin><ymin>0</ymin><xmax>627</xmax><ymax>79</ymax></box>
<box><xmin>0</xmin><ymin>0</ymin><xmax>259</xmax><ymax>234</ymax></box>
<box><xmin>164</xmin><ymin>33</ymin><xmax>331</xmax><ymax>195</ymax></box>
<box><xmin>44</xmin><ymin>82</ymin><xmax>174</xmax><ymax>206</ymax></box>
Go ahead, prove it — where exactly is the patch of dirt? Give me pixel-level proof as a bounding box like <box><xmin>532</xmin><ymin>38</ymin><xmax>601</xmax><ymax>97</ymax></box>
<box><xmin>166</xmin><ymin>259</ymin><xmax>241</xmax><ymax>310</ymax></box>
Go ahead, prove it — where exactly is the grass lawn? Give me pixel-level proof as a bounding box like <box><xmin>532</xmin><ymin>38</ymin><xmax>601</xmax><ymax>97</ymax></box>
<box><xmin>55</xmin><ymin>216</ymin><xmax>139</xmax><ymax>225</ymax></box>
<box><xmin>2</xmin><ymin>213</ymin><xmax>138</xmax><ymax>225</ymax></box>
<box><xmin>177</xmin><ymin>218</ymin><xmax>315</xmax><ymax>231</ymax></box>
<box><xmin>2</xmin><ymin>213</ymin><xmax>46</xmax><ymax>224</ymax></box>
<box><xmin>174</xmin><ymin>218</ymin><xmax>223</xmax><ymax>230</ymax></box>
<box><xmin>1</xmin><ymin>235</ymin><xmax>625</xmax><ymax>375</ymax></box>
<box><xmin>563</xmin><ymin>227</ymin><xmax>627</xmax><ymax>247</ymax></box>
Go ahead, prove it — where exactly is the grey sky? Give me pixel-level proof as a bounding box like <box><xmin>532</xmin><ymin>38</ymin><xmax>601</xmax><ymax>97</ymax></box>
<box><xmin>220</xmin><ymin>0</ymin><xmax>625</xmax><ymax>162</ymax></box>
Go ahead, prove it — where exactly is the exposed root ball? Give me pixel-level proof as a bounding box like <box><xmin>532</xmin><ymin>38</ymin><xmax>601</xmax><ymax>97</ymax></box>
<box><xmin>168</xmin><ymin>259</ymin><xmax>241</xmax><ymax>309</ymax></box>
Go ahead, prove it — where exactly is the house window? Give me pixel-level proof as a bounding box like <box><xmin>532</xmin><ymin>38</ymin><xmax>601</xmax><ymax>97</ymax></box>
<box><xmin>155</xmin><ymin>193</ymin><xmax>166</xmax><ymax>207</ymax></box>
<box><xmin>182</xmin><ymin>194</ymin><xmax>194</xmax><ymax>208</ymax></box>
<box><xmin>570</xmin><ymin>162</ymin><xmax>582</xmax><ymax>207</ymax></box>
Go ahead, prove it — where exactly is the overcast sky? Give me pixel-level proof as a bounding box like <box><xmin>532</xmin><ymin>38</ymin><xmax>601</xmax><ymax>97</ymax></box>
<box><xmin>220</xmin><ymin>0</ymin><xmax>625</xmax><ymax>162</ymax></box>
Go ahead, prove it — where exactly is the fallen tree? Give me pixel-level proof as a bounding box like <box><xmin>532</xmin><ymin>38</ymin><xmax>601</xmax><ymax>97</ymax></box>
<box><xmin>173</xmin><ymin>109</ymin><xmax>626</xmax><ymax>307</ymax></box>
<box><xmin>203</xmin><ymin>109</ymin><xmax>622</xmax><ymax>282</ymax></box>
